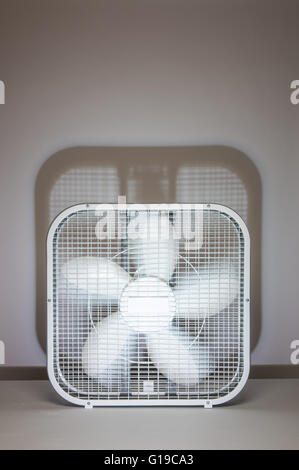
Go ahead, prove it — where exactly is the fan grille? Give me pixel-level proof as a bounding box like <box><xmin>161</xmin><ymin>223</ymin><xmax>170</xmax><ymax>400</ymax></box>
<box><xmin>48</xmin><ymin>204</ymin><xmax>249</xmax><ymax>406</ymax></box>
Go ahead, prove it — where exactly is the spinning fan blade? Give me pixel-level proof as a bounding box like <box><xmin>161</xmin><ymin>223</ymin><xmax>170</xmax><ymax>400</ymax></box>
<box><xmin>61</xmin><ymin>257</ymin><xmax>130</xmax><ymax>303</ymax></box>
<box><xmin>174</xmin><ymin>261</ymin><xmax>239</xmax><ymax>319</ymax></box>
<box><xmin>82</xmin><ymin>312</ymin><xmax>135</xmax><ymax>384</ymax></box>
<box><xmin>127</xmin><ymin>213</ymin><xmax>178</xmax><ymax>282</ymax></box>
<box><xmin>147</xmin><ymin>327</ymin><xmax>212</xmax><ymax>385</ymax></box>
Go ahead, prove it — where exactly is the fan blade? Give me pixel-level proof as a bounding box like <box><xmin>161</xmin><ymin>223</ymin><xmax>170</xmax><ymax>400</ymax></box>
<box><xmin>174</xmin><ymin>261</ymin><xmax>239</xmax><ymax>319</ymax></box>
<box><xmin>61</xmin><ymin>257</ymin><xmax>130</xmax><ymax>303</ymax></box>
<box><xmin>147</xmin><ymin>327</ymin><xmax>213</xmax><ymax>385</ymax></box>
<box><xmin>127</xmin><ymin>213</ymin><xmax>178</xmax><ymax>282</ymax></box>
<box><xmin>82</xmin><ymin>312</ymin><xmax>135</xmax><ymax>385</ymax></box>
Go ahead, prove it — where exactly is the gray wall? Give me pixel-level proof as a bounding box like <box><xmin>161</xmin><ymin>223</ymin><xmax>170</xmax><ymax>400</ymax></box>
<box><xmin>0</xmin><ymin>0</ymin><xmax>298</xmax><ymax>366</ymax></box>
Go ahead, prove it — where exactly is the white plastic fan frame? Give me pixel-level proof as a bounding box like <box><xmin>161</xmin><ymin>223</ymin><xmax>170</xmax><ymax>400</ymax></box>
<box><xmin>47</xmin><ymin>203</ymin><xmax>250</xmax><ymax>407</ymax></box>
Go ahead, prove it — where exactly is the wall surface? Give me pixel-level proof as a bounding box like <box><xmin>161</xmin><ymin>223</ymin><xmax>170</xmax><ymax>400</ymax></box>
<box><xmin>0</xmin><ymin>0</ymin><xmax>298</xmax><ymax>366</ymax></box>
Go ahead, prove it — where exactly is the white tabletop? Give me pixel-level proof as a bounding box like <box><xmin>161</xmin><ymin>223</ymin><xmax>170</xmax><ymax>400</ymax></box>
<box><xmin>0</xmin><ymin>379</ymin><xmax>298</xmax><ymax>449</ymax></box>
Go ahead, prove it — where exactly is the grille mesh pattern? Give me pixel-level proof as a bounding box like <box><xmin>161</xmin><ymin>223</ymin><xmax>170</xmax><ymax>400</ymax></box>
<box><xmin>49</xmin><ymin>205</ymin><xmax>248</xmax><ymax>405</ymax></box>
<box><xmin>49</xmin><ymin>167</ymin><xmax>120</xmax><ymax>221</ymax></box>
<box><xmin>176</xmin><ymin>167</ymin><xmax>248</xmax><ymax>222</ymax></box>
<box><xmin>49</xmin><ymin>166</ymin><xmax>247</xmax><ymax>222</ymax></box>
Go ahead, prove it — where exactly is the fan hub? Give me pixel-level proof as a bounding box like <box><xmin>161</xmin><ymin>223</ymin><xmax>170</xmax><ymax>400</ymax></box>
<box><xmin>120</xmin><ymin>277</ymin><xmax>176</xmax><ymax>333</ymax></box>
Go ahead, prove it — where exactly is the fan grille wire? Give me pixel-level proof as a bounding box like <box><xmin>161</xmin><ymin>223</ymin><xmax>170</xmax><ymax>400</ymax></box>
<box><xmin>49</xmin><ymin>206</ymin><xmax>247</xmax><ymax>403</ymax></box>
<box><xmin>176</xmin><ymin>166</ymin><xmax>248</xmax><ymax>222</ymax></box>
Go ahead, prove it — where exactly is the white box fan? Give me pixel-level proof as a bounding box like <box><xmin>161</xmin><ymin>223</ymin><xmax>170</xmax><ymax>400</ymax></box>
<box><xmin>47</xmin><ymin>203</ymin><xmax>250</xmax><ymax>407</ymax></box>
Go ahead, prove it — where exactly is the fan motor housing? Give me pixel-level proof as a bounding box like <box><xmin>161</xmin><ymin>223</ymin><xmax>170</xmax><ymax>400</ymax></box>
<box><xmin>47</xmin><ymin>203</ymin><xmax>250</xmax><ymax>407</ymax></box>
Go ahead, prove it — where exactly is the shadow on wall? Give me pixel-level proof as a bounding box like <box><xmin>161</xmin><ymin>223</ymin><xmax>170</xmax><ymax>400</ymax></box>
<box><xmin>35</xmin><ymin>146</ymin><xmax>262</xmax><ymax>352</ymax></box>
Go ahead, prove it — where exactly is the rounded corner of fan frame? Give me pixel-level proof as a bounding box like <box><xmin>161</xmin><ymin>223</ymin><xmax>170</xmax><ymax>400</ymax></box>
<box><xmin>47</xmin><ymin>202</ymin><xmax>250</xmax><ymax>408</ymax></box>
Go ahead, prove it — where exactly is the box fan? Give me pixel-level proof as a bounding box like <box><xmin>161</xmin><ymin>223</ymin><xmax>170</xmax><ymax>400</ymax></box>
<box><xmin>47</xmin><ymin>203</ymin><xmax>250</xmax><ymax>407</ymax></box>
